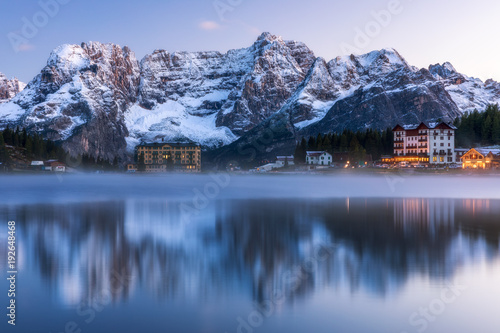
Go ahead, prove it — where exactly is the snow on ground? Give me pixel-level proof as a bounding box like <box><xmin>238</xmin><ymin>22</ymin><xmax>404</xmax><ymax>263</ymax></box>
<box><xmin>125</xmin><ymin>102</ymin><xmax>238</xmax><ymax>151</ymax></box>
<box><xmin>445</xmin><ymin>78</ymin><xmax>500</xmax><ymax>114</ymax></box>
<box><xmin>0</xmin><ymin>101</ymin><xmax>25</xmax><ymax>123</ymax></box>
<box><xmin>47</xmin><ymin>44</ymin><xmax>90</xmax><ymax>70</ymax></box>
<box><xmin>22</xmin><ymin>74</ymin><xmax>88</xmax><ymax>140</ymax></box>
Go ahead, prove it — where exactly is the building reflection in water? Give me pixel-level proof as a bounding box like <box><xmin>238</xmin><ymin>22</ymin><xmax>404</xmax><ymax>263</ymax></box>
<box><xmin>1</xmin><ymin>198</ymin><xmax>500</xmax><ymax>308</ymax></box>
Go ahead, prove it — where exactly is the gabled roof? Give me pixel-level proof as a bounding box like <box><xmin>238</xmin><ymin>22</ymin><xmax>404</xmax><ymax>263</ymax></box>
<box><xmin>392</xmin><ymin>121</ymin><xmax>456</xmax><ymax>132</ymax></box>
<box><xmin>276</xmin><ymin>155</ymin><xmax>294</xmax><ymax>160</ymax></box>
<box><xmin>430</xmin><ymin>122</ymin><xmax>457</xmax><ymax>130</ymax></box>
<box><xmin>460</xmin><ymin>148</ymin><xmax>489</xmax><ymax>160</ymax></box>
<box><xmin>306</xmin><ymin>151</ymin><xmax>329</xmax><ymax>157</ymax></box>
<box><xmin>139</xmin><ymin>142</ymin><xmax>200</xmax><ymax>148</ymax></box>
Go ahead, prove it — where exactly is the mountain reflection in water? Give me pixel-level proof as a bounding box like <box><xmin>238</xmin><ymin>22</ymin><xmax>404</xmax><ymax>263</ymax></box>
<box><xmin>1</xmin><ymin>197</ymin><xmax>499</xmax><ymax>311</ymax></box>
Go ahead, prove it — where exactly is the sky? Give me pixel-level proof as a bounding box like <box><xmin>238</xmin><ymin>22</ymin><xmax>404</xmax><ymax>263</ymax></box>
<box><xmin>0</xmin><ymin>0</ymin><xmax>499</xmax><ymax>83</ymax></box>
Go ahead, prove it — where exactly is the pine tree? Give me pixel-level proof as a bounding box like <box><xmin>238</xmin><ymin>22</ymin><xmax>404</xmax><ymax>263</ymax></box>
<box><xmin>315</xmin><ymin>133</ymin><xmax>323</xmax><ymax>150</ymax></box>
<box><xmin>340</xmin><ymin>134</ymin><xmax>348</xmax><ymax>152</ymax></box>
<box><xmin>3</xmin><ymin>125</ymin><xmax>12</xmax><ymax>145</ymax></box>
<box><xmin>25</xmin><ymin>136</ymin><xmax>33</xmax><ymax>156</ymax></box>
<box><xmin>492</xmin><ymin>114</ymin><xmax>500</xmax><ymax>144</ymax></box>
<box><xmin>482</xmin><ymin>115</ymin><xmax>493</xmax><ymax>144</ymax></box>
<box><xmin>307</xmin><ymin>136</ymin><xmax>316</xmax><ymax>150</ymax></box>
<box><xmin>321</xmin><ymin>135</ymin><xmax>332</xmax><ymax>153</ymax></box>
<box><xmin>294</xmin><ymin>138</ymin><xmax>307</xmax><ymax>164</ymax></box>
<box><xmin>21</xmin><ymin>128</ymin><xmax>27</xmax><ymax>147</ymax></box>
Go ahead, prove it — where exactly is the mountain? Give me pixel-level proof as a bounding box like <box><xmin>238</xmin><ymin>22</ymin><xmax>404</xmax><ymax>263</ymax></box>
<box><xmin>209</xmin><ymin>49</ymin><xmax>463</xmax><ymax>166</ymax></box>
<box><xmin>127</xmin><ymin>32</ymin><xmax>316</xmax><ymax>150</ymax></box>
<box><xmin>429</xmin><ymin>62</ymin><xmax>500</xmax><ymax>114</ymax></box>
<box><xmin>0</xmin><ymin>33</ymin><xmax>499</xmax><ymax>162</ymax></box>
<box><xmin>0</xmin><ymin>73</ymin><xmax>25</xmax><ymax>103</ymax></box>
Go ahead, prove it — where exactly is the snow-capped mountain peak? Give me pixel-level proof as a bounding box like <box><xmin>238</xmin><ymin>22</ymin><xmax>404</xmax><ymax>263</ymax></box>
<box><xmin>1</xmin><ymin>34</ymin><xmax>499</xmax><ymax>162</ymax></box>
<box><xmin>0</xmin><ymin>73</ymin><xmax>25</xmax><ymax>103</ymax></box>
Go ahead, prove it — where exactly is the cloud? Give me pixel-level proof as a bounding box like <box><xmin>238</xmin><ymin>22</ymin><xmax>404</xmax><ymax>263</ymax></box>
<box><xmin>17</xmin><ymin>43</ymin><xmax>36</xmax><ymax>52</ymax></box>
<box><xmin>198</xmin><ymin>21</ymin><xmax>222</xmax><ymax>31</ymax></box>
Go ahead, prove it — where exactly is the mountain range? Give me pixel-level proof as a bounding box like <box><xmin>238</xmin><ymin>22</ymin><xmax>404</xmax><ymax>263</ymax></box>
<box><xmin>1</xmin><ymin>32</ymin><xmax>499</xmax><ymax>163</ymax></box>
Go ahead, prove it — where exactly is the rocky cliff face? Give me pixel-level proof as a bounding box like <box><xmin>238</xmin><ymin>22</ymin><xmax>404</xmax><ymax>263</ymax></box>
<box><xmin>2</xmin><ymin>42</ymin><xmax>140</xmax><ymax>160</ymax></box>
<box><xmin>0</xmin><ymin>73</ymin><xmax>25</xmax><ymax>103</ymax></box>
<box><xmin>127</xmin><ymin>32</ymin><xmax>315</xmax><ymax>150</ymax></box>
<box><xmin>0</xmin><ymin>34</ymin><xmax>499</xmax><ymax>161</ymax></box>
<box><xmin>429</xmin><ymin>62</ymin><xmax>500</xmax><ymax>114</ymax></box>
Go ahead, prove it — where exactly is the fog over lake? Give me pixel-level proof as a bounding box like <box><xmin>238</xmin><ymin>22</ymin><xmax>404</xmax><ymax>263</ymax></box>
<box><xmin>1</xmin><ymin>173</ymin><xmax>500</xmax><ymax>204</ymax></box>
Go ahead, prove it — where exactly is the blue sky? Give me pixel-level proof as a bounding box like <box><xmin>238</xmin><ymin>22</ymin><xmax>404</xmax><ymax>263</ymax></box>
<box><xmin>1</xmin><ymin>0</ymin><xmax>499</xmax><ymax>83</ymax></box>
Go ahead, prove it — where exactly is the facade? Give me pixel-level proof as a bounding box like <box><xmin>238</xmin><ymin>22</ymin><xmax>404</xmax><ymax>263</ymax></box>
<box><xmin>276</xmin><ymin>155</ymin><xmax>295</xmax><ymax>167</ymax></box>
<box><xmin>461</xmin><ymin>148</ymin><xmax>500</xmax><ymax>169</ymax></box>
<box><xmin>134</xmin><ymin>142</ymin><xmax>201</xmax><ymax>173</ymax></box>
<box><xmin>254</xmin><ymin>155</ymin><xmax>295</xmax><ymax>172</ymax></box>
<box><xmin>43</xmin><ymin>160</ymin><xmax>66</xmax><ymax>172</ymax></box>
<box><xmin>392</xmin><ymin>122</ymin><xmax>456</xmax><ymax>165</ymax></box>
<box><xmin>306</xmin><ymin>151</ymin><xmax>332</xmax><ymax>166</ymax></box>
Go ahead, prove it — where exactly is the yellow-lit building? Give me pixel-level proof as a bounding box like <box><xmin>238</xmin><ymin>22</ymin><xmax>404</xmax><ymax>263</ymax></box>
<box><xmin>132</xmin><ymin>142</ymin><xmax>202</xmax><ymax>173</ymax></box>
<box><xmin>461</xmin><ymin>148</ymin><xmax>500</xmax><ymax>169</ymax></box>
<box><xmin>390</xmin><ymin>122</ymin><xmax>456</xmax><ymax>166</ymax></box>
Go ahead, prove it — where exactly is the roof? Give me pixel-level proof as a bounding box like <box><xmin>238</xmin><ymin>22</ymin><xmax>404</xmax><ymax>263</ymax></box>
<box><xmin>306</xmin><ymin>151</ymin><xmax>329</xmax><ymax>157</ymax></box>
<box><xmin>393</xmin><ymin>122</ymin><xmax>457</xmax><ymax>132</ymax></box>
<box><xmin>276</xmin><ymin>155</ymin><xmax>293</xmax><ymax>160</ymax></box>
<box><xmin>460</xmin><ymin>148</ymin><xmax>500</xmax><ymax>159</ymax></box>
<box><xmin>138</xmin><ymin>142</ymin><xmax>200</xmax><ymax>148</ymax></box>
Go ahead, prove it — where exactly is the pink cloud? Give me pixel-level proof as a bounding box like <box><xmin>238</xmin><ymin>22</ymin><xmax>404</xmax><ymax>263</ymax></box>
<box><xmin>199</xmin><ymin>21</ymin><xmax>222</xmax><ymax>31</ymax></box>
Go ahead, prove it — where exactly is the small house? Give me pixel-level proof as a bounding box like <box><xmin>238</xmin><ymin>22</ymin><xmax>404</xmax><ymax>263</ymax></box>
<box><xmin>276</xmin><ymin>155</ymin><xmax>294</xmax><ymax>167</ymax></box>
<box><xmin>461</xmin><ymin>148</ymin><xmax>500</xmax><ymax>169</ymax></box>
<box><xmin>306</xmin><ymin>151</ymin><xmax>332</xmax><ymax>166</ymax></box>
<box><xmin>44</xmin><ymin>160</ymin><xmax>66</xmax><ymax>172</ymax></box>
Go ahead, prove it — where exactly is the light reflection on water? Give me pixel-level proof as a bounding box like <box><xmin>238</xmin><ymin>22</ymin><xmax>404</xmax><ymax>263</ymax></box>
<box><xmin>1</xmin><ymin>198</ymin><xmax>500</xmax><ymax>333</ymax></box>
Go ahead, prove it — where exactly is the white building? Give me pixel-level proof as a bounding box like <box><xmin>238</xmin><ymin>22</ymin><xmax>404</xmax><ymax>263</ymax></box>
<box><xmin>393</xmin><ymin>122</ymin><xmax>456</xmax><ymax>165</ymax></box>
<box><xmin>276</xmin><ymin>155</ymin><xmax>295</xmax><ymax>167</ymax></box>
<box><xmin>306</xmin><ymin>151</ymin><xmax>332</xmax><ymax>166</ymax></box>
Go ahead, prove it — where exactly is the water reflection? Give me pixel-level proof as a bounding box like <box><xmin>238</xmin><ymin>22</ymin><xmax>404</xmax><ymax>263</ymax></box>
<box><xmin>1</xmin><ymin>198</ymin><xmax>500</xmax><ymax>308</ymax></box>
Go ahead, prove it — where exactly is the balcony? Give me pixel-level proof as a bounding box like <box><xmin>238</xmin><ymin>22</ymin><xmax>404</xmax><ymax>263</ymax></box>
<box><xmin>418</xmin><ymin>138</ymin><xmax>427</xmax><ymax>142</ymax></box>
<box><xmin>418</xmin><ymin>145</ymin><xmax>428</xmax><ymax>148</ymax></box>
<box><xmin>394</xmin><ymin>138</ymin><xmax>404</xmax><ymax>143</ymax></box>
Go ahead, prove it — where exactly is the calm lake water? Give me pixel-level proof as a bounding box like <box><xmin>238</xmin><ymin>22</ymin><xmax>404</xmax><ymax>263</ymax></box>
<box><xmin>1</xmin><ymin>174</ymin><xmax>500</xmax><ymax>333</ymax></box>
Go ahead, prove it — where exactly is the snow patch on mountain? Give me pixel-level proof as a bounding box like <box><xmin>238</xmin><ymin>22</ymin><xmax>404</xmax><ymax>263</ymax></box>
<box><xmin>0</xmin><ymin>73</ymin><xmax>25</xmax><ymax>104</ymax></box>
<box><xmin>125</xmin><ymin>103</ymin><xmax>237</xmax><ymax>151</ymax></box>
<box><xmin>430</xmin><ymin>62</ymin><xmax>500</xmax><ymax>114</ymax></box>
<box><xmin>0</xmin><ymin>102</ymin><xmax>25</xmax><ymax>123</ymax></box>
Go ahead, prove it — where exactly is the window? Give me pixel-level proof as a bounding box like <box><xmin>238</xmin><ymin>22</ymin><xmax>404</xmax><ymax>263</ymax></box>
<box><xmin>448</xmin><ymin>143</ymin><xmax>450</xmax><ymax>147</ymax></box>
<box><xmin>433</xmin><ymin>157</ymin><xmax>437</xmax><ymax>162</ymax></box>
<box><xmin>440</xmin><ymin>157</ymin><xmax>444</xmax><ymax>162</ymax></box>
<box><xmin>440</xmin><ymin>143</ymin><xmax>444</xmax><ymax>147</ymax></box>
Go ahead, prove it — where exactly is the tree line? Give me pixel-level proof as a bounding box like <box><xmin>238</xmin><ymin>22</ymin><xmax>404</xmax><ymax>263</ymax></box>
<box><xmin>0</xmin><ymin>125</ymin><xmax>67</xmax><ymax>166</ymax></box>
<box><xmin>0</xmin><ymin>126</ymin><xmax>119</xmax><ymax>171</ymax></box>
<box><xmin>294</xmin><ymin>128</ymin><xmax>394</xmax><ymax>164</ymax></box>
<box><xmin>454</xmin><ymin>104</ymin><xmax>500</xmax><ymax>147</ymax></box>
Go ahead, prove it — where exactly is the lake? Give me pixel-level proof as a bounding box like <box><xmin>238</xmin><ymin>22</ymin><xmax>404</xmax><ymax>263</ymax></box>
<box><xmin>1</xmin><ymin>174</ymin><xmax>500</xmax><ymax>333</ymax></box>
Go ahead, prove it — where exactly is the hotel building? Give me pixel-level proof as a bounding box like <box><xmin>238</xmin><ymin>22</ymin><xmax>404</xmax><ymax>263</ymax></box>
<box><xmin>128</xmin><ymin>142</ymin><xmax>201</xmax><ymax>172</ymax></box>
<box><xmin>392</xmin><ymin>122</ymin><xmax>456</xmax><ymax>165</ymax></box>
